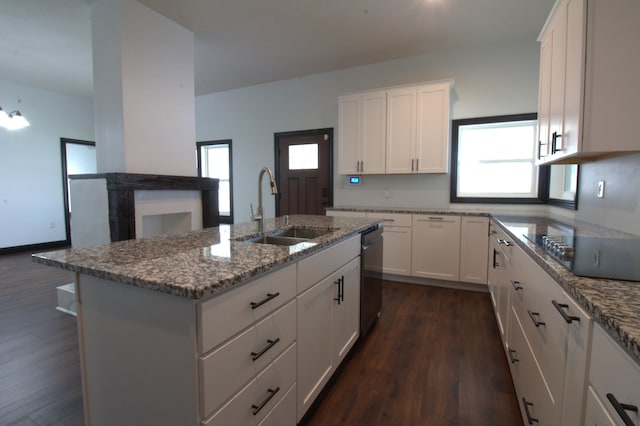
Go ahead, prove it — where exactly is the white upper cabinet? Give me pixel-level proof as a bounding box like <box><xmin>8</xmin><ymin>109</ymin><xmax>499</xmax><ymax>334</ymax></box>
<box><xmin>338</xmin><ymin>91</ymin><xmax>386</xmax><ymax>175</ymax></box>
<box><xmin>338</xmin><ymin>80</ymin><xmax>452</xmax><ymax>175</ymax></box>
<box><xmin>536</xmin><ymin>0</ymin><xmax>640</xmax><ymax>164</ymax></box>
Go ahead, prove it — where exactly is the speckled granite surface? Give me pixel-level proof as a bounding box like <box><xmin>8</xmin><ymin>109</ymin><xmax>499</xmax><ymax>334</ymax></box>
<box><xmin>492</xmin><ymin>214</ymin><xmax>640</xmax><ymax>365</ymax></box>
<box><xmin>32</xmin><ymin>215</ymin><xmax>380</xmax><ymax>300</ymax></box>
<box><xmin>327</xmin><ymin>206</ymin><xmax>490</xmax><ymax>216</ymax></box>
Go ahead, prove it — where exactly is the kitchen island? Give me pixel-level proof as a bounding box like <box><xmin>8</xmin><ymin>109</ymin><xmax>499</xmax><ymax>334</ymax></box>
<box><xmin>33</xmin><ymin>214</ymin><xmax>381</xmax><ymax>426</ymax></box>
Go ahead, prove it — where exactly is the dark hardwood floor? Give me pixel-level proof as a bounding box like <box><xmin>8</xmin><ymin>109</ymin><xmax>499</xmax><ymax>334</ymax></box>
<box><xmin>300</xmin><ymin>282</ymin><xmax>522</xmax><ymax>426</ymax></box>
<box><xmin>0</xmin><ymin>252</ymin><xmax>84</xmax><ymax>426</ymax></box>
<box><xmin>1</xmin><ymin>253</ymin><xmax>520</xmax><ymax>425</ymax></box>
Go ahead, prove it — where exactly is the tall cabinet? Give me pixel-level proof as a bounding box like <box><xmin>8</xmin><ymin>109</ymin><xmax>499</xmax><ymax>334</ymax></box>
<box><xmin>536</xmin><ymin>0</ymin><xmax>640</xmax><ymax>163</ymax></box>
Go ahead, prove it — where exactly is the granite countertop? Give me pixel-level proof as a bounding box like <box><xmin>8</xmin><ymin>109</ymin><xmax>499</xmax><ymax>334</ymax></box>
<box><xmin>492</xmin><ymin>214</ymin><xmax>640</xmax><ymax>365</ymax></box>
<box><xmin>327</xmin><ymin>206</ymin><xmax>490</xmax><ymax>216</ymax></box>
<box><xmin>32</xmin><ymin>215</ymin><xmax>380</xmax><ymax>300</ymax></box>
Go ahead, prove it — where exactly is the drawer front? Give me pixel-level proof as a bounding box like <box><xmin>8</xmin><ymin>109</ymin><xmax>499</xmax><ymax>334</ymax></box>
<box><xmin>258</xmin><ymin>383</ymin><xmax>296</xmax><ymax>426</ymax></box>
<box><xmin>590</xmin><ymin>324</ymin><xmax>640</xmax><ymax>426</ymax></box>
<box><xmin>202</xmin><ymin>342</ymin><xmax>296</xmax><ymax>426</ymax></box>
<box><xmin>584</xmin><ymin>386</ymin><xmax>616</xmax><ymax>426</ymax></box>
<box><xmin>509</xmin><ymin>307</ymin><xmax>561</xmax><ymax>425</ymax></box>
<box><xmin>199</xmin><ymin>264</ymin><xmax>296</xmax><ymax>354</ymax></box>
<box><xmin>511</xmin><ymin>247</ymin><xmax>568</xmax><ymax>406</ymax></box>
<box><xmin>200</xmin><ymin>300</ymin><xmax>296</xmax><ymax>418</ymax></box>
<box><xmin>297</xmin><ymin>235</ymin><xmax>360</xmax><ymax>293</ymax></box>
<box><xmin>366</xmin><ymin>212</ymin><xmax>412</xmax><ymax>227</ymax></box>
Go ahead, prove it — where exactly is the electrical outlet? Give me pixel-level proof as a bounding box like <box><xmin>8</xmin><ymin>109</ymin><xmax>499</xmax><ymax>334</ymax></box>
<box><xmin>597</xmin><ymin>181</ymin><xmax>605</xmax><ymax>198</ymax></box>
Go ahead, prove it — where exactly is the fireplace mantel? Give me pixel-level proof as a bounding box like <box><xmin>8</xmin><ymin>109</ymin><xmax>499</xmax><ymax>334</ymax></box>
<box><xmin>70</xmin><ymin>173</ymin><xmax>219</xmax><ymax>242</ymax></box>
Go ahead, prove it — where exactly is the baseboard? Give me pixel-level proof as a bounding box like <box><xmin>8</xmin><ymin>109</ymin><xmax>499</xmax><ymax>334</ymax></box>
<box><xmin>0</xmin><ymin>240</ymin><xmax>70</xmax><ymax>255</ymax></box>
<box><xmin>382</xmin><ymin>273</ymin><xmax>489</xmax><ymax>293</ymax></box>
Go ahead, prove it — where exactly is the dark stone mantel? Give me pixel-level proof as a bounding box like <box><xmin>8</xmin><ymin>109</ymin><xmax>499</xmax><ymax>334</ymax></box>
<box><xmin>69</xmin><ymin>173</ymin><xmax>219</xmax><ymax>242</ymax></box>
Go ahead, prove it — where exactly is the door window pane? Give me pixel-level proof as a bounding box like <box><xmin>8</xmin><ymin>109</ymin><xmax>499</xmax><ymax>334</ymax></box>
<box><xmin>289</xmin><ymin>143</ymin><xmax>318</xmax><ymax>170</ymax></box>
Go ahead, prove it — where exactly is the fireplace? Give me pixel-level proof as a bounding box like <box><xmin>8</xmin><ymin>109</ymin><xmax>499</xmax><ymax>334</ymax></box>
<box><xmin>69</xmin><ymin>173</ymin><xmax>219</xmax><ymax>248</ymax></box>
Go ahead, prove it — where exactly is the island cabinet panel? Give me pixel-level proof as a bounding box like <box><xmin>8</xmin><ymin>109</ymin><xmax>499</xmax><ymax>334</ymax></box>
<box><xmin>202</xmin><ymin>343</ymin><xmax>297</xmax><ymax>426</ymax></box>
<box><xmin>199</xmin><ymin>299</ymin><xmax>296</xmax><ymax>418</ymax></box>
<box><xmin>198</xmin><ymin>264</ymin><xmax>297</xmax><ymax>354</ymax></box>
<box><xmin>77</xmin><ymin>275</ymin><xmax>200</xmax><ymax>426</ymax></box>
<box><xmin>297</xmin><ymin>255</ymin><xmax>361</xmax><ymax>422</ymax></box>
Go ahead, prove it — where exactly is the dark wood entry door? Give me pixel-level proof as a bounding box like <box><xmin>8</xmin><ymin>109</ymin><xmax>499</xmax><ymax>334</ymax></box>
<box><xmin>275</xmin><ymin>129</ymin><xmax>332</xmax><ymax>216</ymax></box>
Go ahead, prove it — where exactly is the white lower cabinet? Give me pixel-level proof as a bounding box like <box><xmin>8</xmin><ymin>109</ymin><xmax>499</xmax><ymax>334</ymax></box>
<box><xmin>489</xmin><ymin>221</ymin><xmax>593</xmax><ymax>426</ymax></box>
<box><xmin>411</xmin><ymin>214</ymin><xmax>461</xmax><ymax>281</ymax></box>
<box><xmin>296</xmin><ymin>256</ymin><xmax>360</xmax><ymax>421</ymax></box>
<box><xmin>366</xmin><ymin>212</ymin><xmax>412</xmax><ymax>276</ymax></box>
<box><xmin>585</xmin><ymin>324</ymin><xmax>640</xmax><ymax>426</ymax></box>
<box><xmin>459</xmin><ymin>216</ymin><xmax>489</xmax><ymax>284</ymax></box>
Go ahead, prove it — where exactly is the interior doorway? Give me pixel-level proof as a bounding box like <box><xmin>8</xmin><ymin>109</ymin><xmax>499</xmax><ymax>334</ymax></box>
<box><xmin>274</xmin><ymin>128</ymin><xmax>333</xmax><ymax>216</ymax></box>
<box><xmin>61</xmin><ymin>138</ymin><xmax>96</xmax><ymax>245</ymax></box>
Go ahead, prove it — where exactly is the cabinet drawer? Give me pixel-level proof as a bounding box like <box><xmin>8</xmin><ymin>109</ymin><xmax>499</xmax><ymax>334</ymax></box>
<box><xmin>200</xmin><ymin>300</ymin><xmax>296</xmax><ymax>418</ymax></box>
<box><xmin>258</xmin><ymin>383</ymin><xmax>296</xmax><ymax>426</ymax></box>
<box><xmin>584</xmin><ymin>386</ymin><xmax>616</xmax><ymax>426</ymax></box>
<box><xmin>589</xmin><ymin>324</ymin><xmax>640</xmax><ymax>426</ymax></box>
<box><xmin>199</xmin><ymin>264</ymin><xmax>296</xmax><ymax>354</ymax></box>
<box><xmin>509</xmin><ymin>307</ymin><xmax>560</xmax><ymax>425</ymax></box>
<box><xmin>511</xmin><ymin>248</ymin><xmax>569</xmax><ymax>406</ymax></box>
<box><xmin>202</xmin><ymin>343</ymin><xmax>296</xmax><ymax>426</ymax></box>
<box><xmin>366</xmin><ymin>212</ymin><xmax>412</xmax><ymax>227</ymax></box>
<box><xmin>297</xmin><ymin>235</ymin><xmax>360</xmax><ymax>293</ymax></box>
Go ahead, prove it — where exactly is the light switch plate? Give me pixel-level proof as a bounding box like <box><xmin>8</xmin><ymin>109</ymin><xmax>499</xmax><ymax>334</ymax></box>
<box><xmin>597</xmin><ymin>180</ymin><xmax>605</xmax><ymax>198</ymax></box>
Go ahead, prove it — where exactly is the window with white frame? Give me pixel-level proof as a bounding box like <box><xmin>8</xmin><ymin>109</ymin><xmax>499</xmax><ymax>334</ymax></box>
<box><xmin>197</xmin><ymin>140</ymin><xmax>234</xmax><ymax>223</ymax></box>
<box><xmin>450</xmin><ymin>113</ymin><xmax>547</xmax><ymax>204</ymax></box>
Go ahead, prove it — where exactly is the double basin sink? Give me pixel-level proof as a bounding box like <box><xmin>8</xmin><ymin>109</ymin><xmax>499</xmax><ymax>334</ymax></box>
<box><xmin>237</xmin><ymin>226</ymin><xmax>338</xmax><ymax>246</ymax></box>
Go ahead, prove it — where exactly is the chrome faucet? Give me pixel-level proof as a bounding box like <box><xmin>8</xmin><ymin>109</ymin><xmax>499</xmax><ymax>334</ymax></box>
<box><xmin>251</xmin><ymin>166</ymin><xmax>278</xmax><ymax>232</ymax></box>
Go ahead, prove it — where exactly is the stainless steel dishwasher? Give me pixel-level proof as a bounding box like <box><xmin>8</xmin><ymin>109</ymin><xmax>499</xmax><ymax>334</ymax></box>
<box><xmin>360</xmin><ymin>224</ymin><xmax>383</xmax><ymax>337</ymax></box>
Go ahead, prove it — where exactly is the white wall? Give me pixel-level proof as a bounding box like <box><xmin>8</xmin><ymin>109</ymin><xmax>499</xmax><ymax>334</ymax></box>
<box><xmin>195</xmin><ymin>38</ymin><xmax>542</xmax><ymax>222</ymax></box>
<box><xmin>0</xmin><ymin>79</ymin><xmax>94</xmax><ymax>249</ymax></box>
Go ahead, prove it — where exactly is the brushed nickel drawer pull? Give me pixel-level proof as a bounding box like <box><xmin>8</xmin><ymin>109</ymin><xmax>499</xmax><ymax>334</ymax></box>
<box><xmin>251</xmin><ymin>338</ymin><xmax>280</xmax><ymax>361</ymax></box>
<box><xmin>250</xmin><ymin>292</ymin><xmax>280</xmax><ymax>310</ymax></box>
<box><xmin>251</xmin><ymin>386</ymin><xmax>280</xmax><ymax>415</ymax></box>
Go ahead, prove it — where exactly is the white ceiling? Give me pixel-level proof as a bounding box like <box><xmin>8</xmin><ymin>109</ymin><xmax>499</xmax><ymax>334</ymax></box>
<box><xmin>0</xmin><ymin>0</ymin><xmax>555</xmax><ymax>98</ymax></box>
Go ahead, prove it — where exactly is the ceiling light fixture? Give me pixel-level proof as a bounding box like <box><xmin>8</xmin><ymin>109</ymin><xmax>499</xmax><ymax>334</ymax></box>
<box><xmin>0</xmin><ymin>106</ymin><xmax>30</xmax><ymax>130</ymax></box>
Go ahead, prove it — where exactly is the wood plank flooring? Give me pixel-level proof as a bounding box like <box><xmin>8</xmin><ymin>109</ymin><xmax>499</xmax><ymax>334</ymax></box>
<box><xmin>0</xmin><ymin>252</ymin><xmax>84</xmax><ymax>426</ymax></box>
<box><xmin>299</xmin><ymin>282</ymin><xmax>522</xmax><ymax>426</ymax></box>
<box><xmin>1</xmin><ymin>252</ymin><xmax>521</xmax><ymax>425</ymax></box>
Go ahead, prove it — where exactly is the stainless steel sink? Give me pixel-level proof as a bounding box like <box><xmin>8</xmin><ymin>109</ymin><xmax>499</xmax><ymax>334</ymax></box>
<box><xmin>243</xmin><ymin>235</ymin><xmax>309</xmax><ymax>246</ymax></box>
<box><xmin>271</xmin><ymin>227</ymin><xmax>336</xmax><ymax>239</ymax></box>
<box><xmin>237</xmin><ymin>226</ymin><xmax>338</xmax><ymax>246</ymax></box>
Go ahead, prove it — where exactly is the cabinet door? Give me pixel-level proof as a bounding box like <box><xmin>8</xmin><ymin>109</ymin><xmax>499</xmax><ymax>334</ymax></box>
<box><xmin>367</xmin><ymin>212</ymin><xmax>412</xmax><ymax>276</ymax></box>
<box><xmin>415</xmin><ymin>83</ymin><xmax>450</xmax><ymax>173</ymax></box>
<box><xmin>537</xmin><ymin>31</ymin><xmax>553</xmax><ymax>162</ymax></box>
<box><xmin>385</xmin><ymin>87</ymin><xmax>416</xmax><ymax>174</ymax></box>
<box><xmin>561</xmin><ymin>0</ymin><xmax>586</xmax><ymax>159</ymax></box>
<box><xmin>547</xmin><ymin>1</ymin><xmax>568</xmax><ymax>158</ymax></box>
<box><xmin>584</xmin><ymin>387</ymin><xmax>616</xmax><ymax>426</ymax></box>
<box><xmin>296</xmin><ymin>276</ymin><xmax>334</xmax><ymax>421</ymax></box>
<box><xmin>459</xmin><ymin>216</ymin><xmax>489</xmax><ymax>285</ymax></box>
<box><xmin>338</xmin><ymin>94</ymin><xmax>360</xmax><ymax>174</ymax></box>
<box><xmin>332</xmin><ymin>258</ymin><xmax>360</xmax><ymax>366</ymax></box>
<box><xmin>411</xmin><ymin>215</ymin><xmax>461</xmax><ymax>281</ymax></box>
<box><xmin>361</xmin><ymin>91</ymin><xmax>387</xmax><ymax>174</ymax></box>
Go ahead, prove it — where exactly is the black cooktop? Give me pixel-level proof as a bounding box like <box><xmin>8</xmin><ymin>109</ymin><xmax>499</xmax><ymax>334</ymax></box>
<box><xmin>525</xmin><ymin>233</ymin><xmax>640</xmax><ymax>282</ymax></box>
